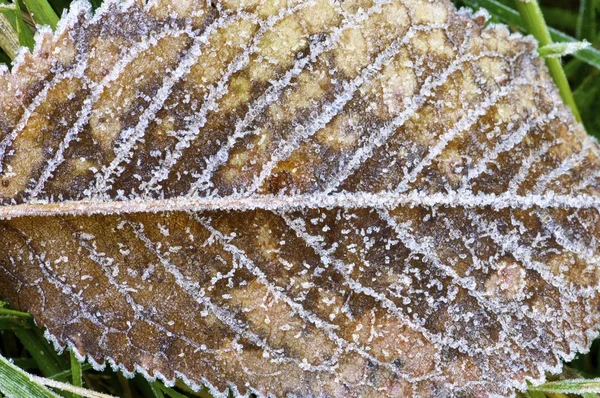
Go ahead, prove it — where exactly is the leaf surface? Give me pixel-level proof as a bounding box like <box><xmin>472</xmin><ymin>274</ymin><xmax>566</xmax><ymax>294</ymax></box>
<box><xmin>0</xmin><ymin>0</ymin><xmax>599</xmax><ymax>397</ymax></box>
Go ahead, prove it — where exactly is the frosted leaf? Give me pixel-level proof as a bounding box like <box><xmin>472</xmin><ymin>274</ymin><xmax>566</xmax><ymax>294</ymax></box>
<box><xmin>0</xmin><ymin>0</ymin><xmax>599</xmax><ymax>397</ymax></box>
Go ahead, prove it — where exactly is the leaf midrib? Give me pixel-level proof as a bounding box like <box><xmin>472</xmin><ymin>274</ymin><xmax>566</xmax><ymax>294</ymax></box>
<box><xmin>1</xmin><ymin>190</ymin><xmax>599</xmax><ymax>219</ymax></box>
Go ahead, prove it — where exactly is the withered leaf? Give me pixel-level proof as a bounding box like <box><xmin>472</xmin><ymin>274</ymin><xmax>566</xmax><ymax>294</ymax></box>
<box><xmin>0</xmin><ymin>0</ymin><xmax>599</xmax><ymax>396</ymax></box>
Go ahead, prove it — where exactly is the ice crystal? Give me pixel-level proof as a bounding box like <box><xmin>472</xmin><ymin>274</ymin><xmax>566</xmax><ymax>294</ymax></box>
<box><xmin>0</xmin><ymin>0</ymin><xmax>599</xmax><ymax>397</ymax></box>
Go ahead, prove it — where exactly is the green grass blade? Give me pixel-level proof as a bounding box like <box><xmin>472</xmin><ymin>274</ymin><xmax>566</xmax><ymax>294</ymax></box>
<box><xmin>0</xmin><ymin>3</ymin><xmax>16</xmax><ymax>12</ymax></box>
<box><xmin>0</xmin><ymin>10</ymin><xmax>21</xmax><ymax>59</ymax></box>
<box><xmin>529</xmin><ymin>378</ymin><xmax>600</xmax><ymax>394</ymax></box>
<box><xmin>157</xmin><ymin>384</ymin><xmax>191</xmax><ymax>398</ymax></box>
<box><xmin>132</xmin><ymin>376</ymin><xmax>165</xmax><ymax>398</ymax></box>
<box><xmin>0</xmin><ymin>44</ymin><xmax>12</xmax><ymax>64</ymax></box>
<box><xmin>12</xmin><ymin>357</ymin><xmax>40</xmax><ymax>370</ymax></box>
<box><xmin>463</xmin><ymin>0</ymin><xmax>519</xmax><ymax>25</ymax></box>
<box><xmin>523</xmin><ymin>390</ymin><xmax>547</xmax><ymax>398</ymax></box>
<box><xmin>577</xmin><ymin>0</ymin><xmax>596</xmax><ymax>41</ymax></box>
<box><xmin>0</xmin><ymin>307</ymin><xmax>35</xmax><ymax>329</ymax></box>
<box><xmin>12</xmin><ymin>0</ymin><xmax>34</xmax><ymax>50</ymax></box>
<box><xmin>70</xmin><ymin>349</ymin><xmax>83</xmax><ymax>398</ymax></box>
<box><xmin>49</xmin><ymin>363</ymin><xmax>93</xmax><ymax>382</ymax></box>
<box><xmin>540</xmin><ymin>6</ymin><xmax>578</xmax><ymax>31</ymax></box>
<box><xmin>550</xmin><ymin>28</ymin><xmax>600</xmax><ymax>69</ymax></box>
<box><xmin>574</xmin><ymin>71</ymin><xmax>600</xmax><ymax>138</ymax></box>
<box><xmin>463</xmin><ymin>0</ymin><xmax>600</xmax><ymax>69</ymax></box>
<box><xmin>564</xmin><ymin>58</ymin><xmax>585</xmax><ymax>78</ymax></box>
<box><xmin>31</xmin><ymin>375</ymin><xmax>118</xmax><ymax>398</ymax></box>
<box><xmin>117</xmin><ymin>373</ymin><xmax>133</xmax><ymax>398</ymax></box>
<box><xmin>174</xmin><ymin>380</ymin><xmax>214</xmax><ymax>398</ymax></box>
<box><xmin>22</xmin><ymin>0</ymin><xmax>58</xmax><ymax>29</ymax></box>
<box><xmin>0</xmin><ymin>353</ymin><xmax>61</xmax><ymax>398</ymax></box>
<box><xmin>150</xmin><ymin>382</ymin><xmax>166</xmax><ymax>398</ymax></box>
<box><xmin>523</xmin><ymin>379</ymin><xmax>550</xmax><ymax>398</ymax></box>
<box><xmin>35</xmin><ymin>327</ymin><xmax>70</xmax><ymax>368</ymax></box>
<box><xmin>13</xmin><ymin>328</ymin><xmax>65</xmax><ymax>378</ymax></box>
<box><xmin>512</xmin><ymin>0</ymin><xmax>581</xmax><ymax>122</ymax></box>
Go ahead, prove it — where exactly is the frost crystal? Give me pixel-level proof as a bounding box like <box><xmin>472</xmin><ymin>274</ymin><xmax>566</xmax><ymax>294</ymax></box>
<box><xmin>0</xmin><ymin>0</ymin><xmax>599</xmax><ymax>397</ymax></box>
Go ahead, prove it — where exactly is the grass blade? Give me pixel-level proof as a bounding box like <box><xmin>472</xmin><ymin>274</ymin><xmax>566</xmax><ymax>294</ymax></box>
<box><xmin>0</xmin><ymin>8</ymin><xmax>21</xmax><ymax>59</ymax></box>
<box><xmin>523</xmin><ymin>391</ymin><xmax>547</xmax><ymax>398</ymax></box>
<box><xmin>12</xmin><ymin>357</ymin><xmax>39</xmax><ymax>370</ymax></box>
<box><xmin>13</xmin><ymin>328</ymin><xmax>65</xmax><ymax>378</ymax></box>
<box><xmin>463</xmin><ymin>0</ymin><xmax>600</xmax><ymax>69</ymax></box>
<box><xmin>539</xmin><ymin>41</ymin><xmax>591</xmax><ymax>58</ymax></box>
<box><xmin>0</xmin><ymin>307</ymin><xmax>35</xmax><ymax>329</ymax></box>
<box><xmin>22</xmin><ymin>0</ymin><xmax>58</xmax><ymax>29</ymax></box>
<box><xmin>12</xmin><ymin>0</ymin><xmax>34</xmax><ymax>49</ymax></box>
<box><xmin>132</xmin><ymin>376</ymin><xmax>165</xmax><ymax>398</ymax></box>
<box><xmin>117</xmin><ymin>373</ymin><xmax>133</xmax><ymax>398</ymax></box>
<box><xmin>540</xmin><ymin>6</ymin><xmax>578</xmax><ymax>31</ymax></box>
<box><xmin>70</xmin><ymin>349</ymin><xmax>83</xmax><ymax>398</ymax></box>
<box><xmin>529</xmin><ymin>378</ymin><xmax>600</xmax><ymax>394</ymax></box>
<box><xmin>512</xmin><ymin>0</ymin><xmax>581</xmax><ymax>122</ymax></box>
<box><xmin>0</xmin><ymin>353</ymin><xmax>61</xmax><ymax>398</ymax></box>
<box><xmin>574</xmin><ymin>71</ymin><xmax>600</xmax><ymax>138</ymax></box>
<box><xmin>564</xmin><ymin>58</ymin><xmax>585</xmax><ymax>78</ymax></box>
<box><xmin>174</xmin><ymin>381</ymin><xmax>214</xmax><ymax>398</ymax></box>
<box><xmin>0</xmin><ymin>3</ymin><xmax>16</xmax><ymax>12</ymax></box>
<box><xmin>150</xmin><ymin>382</ymin><xmax>166</xmax><ymax>398</ymax></box>
<box><xmin>157</xmin><ymin>384</ymin><xmax>191</xmax><ymax>398</ymax></box>
<box><xmin>31</xmin><ymin>375</ymin><xmax>118</xmax><ymax>398</ymax></box>
<box><xmin>551</xmin><ymin>28</ymin><xmax>600</xmax><ymax>69</ymax></box>
<box><xmin>0</xmin><ymin>48</ymin><xmax>10</xmax><ymax>63</ymax></box>
<box><xmin>49</xmin><ymin>363</ymin><xmax>93</xmax><ymax>382</ymax></box>
<box><xmin>577</xmin><ymin>0</ymin><xmax>596</xmax><ymax>41</ymax></box>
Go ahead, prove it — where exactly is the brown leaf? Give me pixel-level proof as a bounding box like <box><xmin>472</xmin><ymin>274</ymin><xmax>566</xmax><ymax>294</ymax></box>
<box><xmin>0</xmin><ymin>0</ymin><xmax>599</xmax><ymax>396</ymax></box>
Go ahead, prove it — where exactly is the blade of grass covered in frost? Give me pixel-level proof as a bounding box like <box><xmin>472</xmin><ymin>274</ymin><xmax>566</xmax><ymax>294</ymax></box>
<box><xmin>538</xmin><ymin>41</ymin><xmax>591</xmax><ymax>58</ymax></box>
<box><xmin>529</xmin><ymin>378</ymin><xmax>600</xmax><ymax>394</ymax></box>
<box><xmin>0</xmin><ymin>353</ymin><xmax>61</xmax><ymax>398</ymax></box>
<box><xmin>31</xmin><ymin>374</ymin><xmax>118</xmax><ymax>398</ymax></box>
<box><xmin>0</xmin><ymin>3</ymin><xmax>15</xmax><ymax>12</ymax></box>
<box><xmin>12</xmin><ymin>328</ymin><xmax>74</xmax><ymax>398</ymax></box>
<box><xmin>0</xmin><ymin>2</ymin><xmax>21</xmax><ymax>59</ymax></box>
